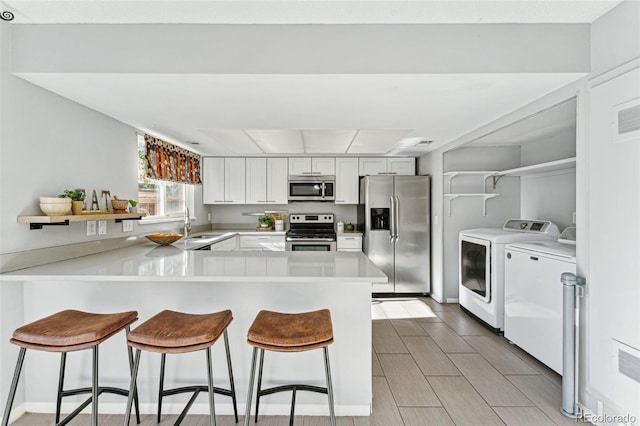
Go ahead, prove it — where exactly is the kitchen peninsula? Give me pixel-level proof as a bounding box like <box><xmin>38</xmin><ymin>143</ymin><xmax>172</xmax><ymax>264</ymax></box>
<box><xmin>0</xmin><ymin>245</ymin><xmax>386</xmax><ymax>421</ymax></box>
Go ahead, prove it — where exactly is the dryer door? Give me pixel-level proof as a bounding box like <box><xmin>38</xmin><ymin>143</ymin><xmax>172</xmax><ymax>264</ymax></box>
<box><xmin>460</xmin><ymin>236</ymin><xmax>491</xmax><ymax>303</ymax></box>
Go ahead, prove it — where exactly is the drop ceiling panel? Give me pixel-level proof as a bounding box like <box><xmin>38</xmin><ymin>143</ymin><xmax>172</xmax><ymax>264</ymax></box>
<box><xmin>303</xmin><ymin>130</ymin><xmax>357</xmax><ymax>153</ymax></box>
<box><xmin>245</xmin><ymin>129</ymin><xmax>304</xmax><ymax>153</ymax></box>
<box><xmin>197</xmin><ymin>128</ymin><xmax>263</xmax><ymax>154</ymax></box>
<box><xmin>348</xmin><ymin>129</ymin><xmax>414</xmax><ymax>154</ymax></box>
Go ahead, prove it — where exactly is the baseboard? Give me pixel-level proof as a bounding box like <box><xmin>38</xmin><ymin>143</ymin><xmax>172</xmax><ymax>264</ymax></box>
<box><xmin>25</xmin><ymin>402</ymin><xmax>371</xmax><ymax>417</ymax></box>
<box><xmin>444</xmin><ymin>298</ymin><xmax>459</xmax><ymax>303</ymax></box>
<box><xmin>6</xmin><ymin>402</ymin><xmax>26</xmax><ymax>424</ymax></box>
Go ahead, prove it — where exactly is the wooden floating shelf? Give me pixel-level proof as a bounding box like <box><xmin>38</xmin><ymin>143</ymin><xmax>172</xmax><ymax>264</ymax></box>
<box><xmin>18</xmin><ymin>213</ymin><xmax>145</xmax><ymax>230</ymax></box>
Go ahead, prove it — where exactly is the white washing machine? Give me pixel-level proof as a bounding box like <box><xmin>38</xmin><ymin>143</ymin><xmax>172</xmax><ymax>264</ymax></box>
<box><xmin>459</xmin><ymin>219</ymin><xmax>560</xmax><ymax>332</ymax></box>
<box><xmin>504</xmin><ymin>227</ymin><xmax>577</xmax><ymax>374</ymax></box>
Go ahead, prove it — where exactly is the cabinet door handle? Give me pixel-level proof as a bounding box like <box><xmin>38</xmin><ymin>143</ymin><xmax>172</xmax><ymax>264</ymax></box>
<box><xmin>311</xmin><ymin>172</ymin><xmax>322</xmax><ymax>175</ymax></box>
<box><xmin>387</xmin><ymin>172</ymin><xmax>398</xmax><ymax>175</ymax></box>
<box><xmin>335</xmin><ymin>200</ymin><xmax>345</xmax><ymax>202</ymax></box>
<box><xmin>257</xmin><ymin>200</ymin><xmax>267</xmax><ymax>203</ymax></box>
<box><xmin>302</xmin><ymin>172</ymin><xmax>312</xmax><ymax>175</ymax></box>
<box><xmin>344</xmin><ymin>237</ymin><xmax>355</xmax><ymax>240</ymax></box>
<box><xmin>214</xmin><ymin>200</ymin><xmax>224</xmax><ymax>202</ymax></box>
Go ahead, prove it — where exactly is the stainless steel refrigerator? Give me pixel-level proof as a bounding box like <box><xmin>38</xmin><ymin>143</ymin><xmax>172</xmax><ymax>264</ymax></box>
<box><xmin>358</xmin><ymin>175</ymin><xmax>431</xmax><ymax>294</ymax></box>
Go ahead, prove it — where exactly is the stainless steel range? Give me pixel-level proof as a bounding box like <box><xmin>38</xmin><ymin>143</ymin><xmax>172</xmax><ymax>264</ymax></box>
<box><xmin>285</xmin><ymin>213</ymin><xmax>337</xmax><ymax>251</ymax></box>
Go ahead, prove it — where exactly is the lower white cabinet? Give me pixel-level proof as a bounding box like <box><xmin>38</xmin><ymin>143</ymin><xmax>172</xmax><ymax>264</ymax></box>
<box><xmin>238</xmin><ymin>235</ymin><xmax>285</xmax><ymax>251</ymax></box>
<box><xmin>209</xmin><ymin>236</ymin><xmax>237</xmax><ymax>251</ymax></box>
<box><xmin>337</xmin><ymin>234</ymin><xmax>362</xmax><ymax>251</ymax></box>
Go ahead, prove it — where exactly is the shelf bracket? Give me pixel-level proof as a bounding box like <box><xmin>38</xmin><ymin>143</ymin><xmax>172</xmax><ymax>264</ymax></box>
<box><xmin>115</xmin><ymin>216</ymin><xmax>142</xmax><ymax>223</ymax></box>
<box><xmin>492</xmin><ymin>174</ymin><xmax>505</xmax><ymax>189</ymax></box>
<box><xmin>29</xmin><ymin>220</ymin><xmax>70</xmax><ymax>230</ymax></box>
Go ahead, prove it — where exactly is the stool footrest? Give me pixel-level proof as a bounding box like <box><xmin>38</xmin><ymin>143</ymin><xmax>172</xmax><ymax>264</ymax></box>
<box><xmin>258</xmin><ymin>384</ymin><xmax>328</xmax><ymax>398</ymax></box>
<box><xmin>57</xmin><ymin>386</ymin><xmax>132</xmax><ymax>426</ymax></box>
<box><xmin>162</xmin><ymin>385</ymin><xmax>234</xmax><ymax>399</ymax></box>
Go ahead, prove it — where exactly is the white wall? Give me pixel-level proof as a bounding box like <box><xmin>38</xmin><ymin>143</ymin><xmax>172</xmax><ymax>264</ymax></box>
<box><xmin>580</xmin><ymin>0</ymin><xmax>640</xmax><ymax>420</ymax></box>
<box><xmin>441</xmin><ymin>146</ymin><xmax>521</xmax><ymax>300</ymax></box>
<box><xmin>520</xmin><ymin>125</ymin><xmax>577</xmax><ymax>231</ymax></box>
<box><xmin>0</xmin><ymin>23</ymin><xmax>207</xmax><ymax>256</ymax></box>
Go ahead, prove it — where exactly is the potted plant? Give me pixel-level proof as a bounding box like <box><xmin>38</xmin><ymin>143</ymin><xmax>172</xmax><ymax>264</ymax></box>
<box><xmin>59</xmin><ymin>189</ymin><xmax>85</xmax><ymax>215</ymax></box>
<box><xmin>128</xmin><ymin>199</ymin><xmax>138</xmax><ymax>213</ymax></box>
<box><xmin>258</xmin><ymin>215</ymin><xmax>273</xmax><ymax>229</ymax></box>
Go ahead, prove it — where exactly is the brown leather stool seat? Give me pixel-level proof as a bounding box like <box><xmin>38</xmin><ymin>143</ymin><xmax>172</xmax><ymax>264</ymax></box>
<box><xmin>243</xmin><ymin>309</ymin><xmax>336</xmax><ymax>426</ymax></box>
<box><xmin>2</xmin><ymin>310</ymin><xmax>140</xmax><ymax>426</ymax></box>
<box><xmin>123</xmin><ymin>310</ymin><xmax>238</xmax><ymax>426</ymax></box>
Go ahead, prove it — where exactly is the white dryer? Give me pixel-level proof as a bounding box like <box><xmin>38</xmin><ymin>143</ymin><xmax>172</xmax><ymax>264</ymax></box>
<box><xmin>459</xmin><ymin>219</ymin><xmax>559</xmax><ymax>332</ymax></box>
<box><xmin>504</xmin><ymin>227</ymin><xmax>577</xmax><ymax>374</ymax></box>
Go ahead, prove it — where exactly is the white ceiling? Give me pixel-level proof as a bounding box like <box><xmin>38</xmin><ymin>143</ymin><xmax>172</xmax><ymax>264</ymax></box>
<box><xmin>2</xmin><ymin>0</ymin><xmax>622</xmax><ymax>24</ymax></box>
<box><xmin>4</xmin><ymin>1</ymin><xmax>621</xmax><ymax>156</ymax></box>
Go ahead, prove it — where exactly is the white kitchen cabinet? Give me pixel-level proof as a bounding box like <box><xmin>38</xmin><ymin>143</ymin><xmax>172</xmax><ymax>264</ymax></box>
<box><xmin>202</xmin><ymin>157</ymin><xmax>225</xmax><ymax>204</ymax></box>
<box><xmin>358</xmin><ymin>157</ymin><xmax>415</xmax><ymax>176</ymax></box>
<box><xmin>288</xmin><ymin>157</ymin><xmax>335</xmax><ymax>175</ymax></box>
<box><xmin>203</xmin><ymin>157</ymin><xmax>246</xmax><ymax>204</ymax></box>
<box><xmin>225</xmin><ymin>158</ymin><xmax>246</xmax><ymax>204</ymax></box>
<box><xmin>246</xmin><ymin>158</ymin><xmax>288</xmax><ymax>204</ymax></box>
<box><xmin>337</xmin><ymin>234</ymin><xmax>362</xmax><ymax>251</ymax></box>
<box><xmin>209</xmin><ymin>236</ymin><xmax>237</xmax><ymax>251</ymax></box>
<box><xmin>387</xmin><ymin>158</ymin><xmax>415</xmax><ymax>175</ymax></box>
<box><xmin>238</xmin><ymin>234</ymin><xmax>285</xmax><ymax>251</ymax></box>
<box><xmin>335</xmin><ymin>157</ymin><xmax>360</xmax><ymax>204</ymax></box>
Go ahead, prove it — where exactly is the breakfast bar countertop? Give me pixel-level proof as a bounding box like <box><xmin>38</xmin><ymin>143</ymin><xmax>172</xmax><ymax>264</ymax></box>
<box><xmin>0</xmin><ymin>244</ymin><xmax>388</xmax><ymax>283</ymax></box>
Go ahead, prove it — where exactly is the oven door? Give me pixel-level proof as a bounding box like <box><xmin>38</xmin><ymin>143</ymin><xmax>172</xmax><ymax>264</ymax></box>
<box><xmin>459</xmin><ymin>235</ymin><xmax>491</xmax><ymax>303</ymax></box>
<box><xmin>286</xmin><ymin>240</ymin><xmax>337</xmax><ymax>251</ymax></box>
<box><xmin>288</xmin><ymin>176</ymin><xmax>335</xmax><ymax>201</ymax></box>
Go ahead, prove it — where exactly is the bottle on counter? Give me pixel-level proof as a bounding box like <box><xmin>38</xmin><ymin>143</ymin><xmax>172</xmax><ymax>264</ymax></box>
<box><xmin>337</xmin><ymin>221</ymin><xmax>344</xmax><ymax>233</ymax></box>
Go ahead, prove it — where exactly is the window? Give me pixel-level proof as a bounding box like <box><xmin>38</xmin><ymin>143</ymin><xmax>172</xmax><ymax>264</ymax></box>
<box><xmin>137</xmin><ymin>134</ymin><xmax>193</xmax><ymax>219</ymax></box>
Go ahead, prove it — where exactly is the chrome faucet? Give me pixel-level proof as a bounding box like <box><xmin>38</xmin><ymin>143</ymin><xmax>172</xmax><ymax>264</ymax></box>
<box><xmin>184</xmin><ymin>207</ymin><xmax>192</xmax><ymax>236</ymax></box>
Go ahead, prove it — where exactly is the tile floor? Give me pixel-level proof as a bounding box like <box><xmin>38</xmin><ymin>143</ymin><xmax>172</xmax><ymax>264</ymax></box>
<box><xmin>11</xmin><ymin>297</ymin><xmax>575</xmax><ymax>425</ymax></box>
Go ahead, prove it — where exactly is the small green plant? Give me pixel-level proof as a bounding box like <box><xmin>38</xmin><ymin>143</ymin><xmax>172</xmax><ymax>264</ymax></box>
<box><xmin>129</xmin><ymin>200</ymin><xmax>138</xmax><ymax>208</ymax></box>
<box><xmin>59</xmin><ymin>189</ymin><xmax>85</xmax><ymax>202</ymax></box>
<box><xmin>258</xmin><ymin>215</ymin><xmax>273</xmax><ymax>227</ymax></box>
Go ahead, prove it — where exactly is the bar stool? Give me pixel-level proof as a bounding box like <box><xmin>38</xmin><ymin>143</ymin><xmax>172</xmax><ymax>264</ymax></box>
<box><xmin>123</xmin><ymin>309</ymin><xmax>238</xmax><ymax>426</ymax></box>
<box><xmin>1</xmin><ymin>309</ymin><xmax>140</xmax><ymax>426</ymax></box>
<box><xmin>243</xmin><ymin>309</ymin><xmax>335</xmax><ymax>426</ymax></box>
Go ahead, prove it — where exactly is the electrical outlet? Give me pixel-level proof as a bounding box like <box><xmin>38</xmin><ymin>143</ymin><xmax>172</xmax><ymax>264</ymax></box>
<box><xmin>572</xmin><ymin>212</ymin><xmax>576</xmax><ymax>224</ymax></box>
<box><xmin>207</xmin><ymin>212</ymin><xmax>211</xmax><ymax>222</ymax></box>
<box><xmin>122</xmin><ymin>220</ymin><xmax>133</xmax><ymax>232</ymax></box>
<box><xmin>87</xmin><ymin>221</ymin><xmax>97</xmax><ymax>236</ymax></box>
<box><xmin>98</xmin><ymin>220</ymin><xmax>107</xmax><ymax>235</ymax></box>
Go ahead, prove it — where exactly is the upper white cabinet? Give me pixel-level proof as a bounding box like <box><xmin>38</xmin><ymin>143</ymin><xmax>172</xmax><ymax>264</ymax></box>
<box><xmin>335</xmin><ymin>157</ymin><xmax>359</xmax><ymax>204</ymax></box>
<box><xmin>246</xmin><ymin>157</ymin><xmax>288</xmax><ymax>204</ymax></box>
<box><xmin>358</xmin><ymin>157</ymin><xmax>415</xmax><ymax>176</ymax></box>
<box><xmin>288</xmin><ymin>157</ymin><xmax>335</xmax><ymax>175</ymax></box>
<box><xmin>203</xmin><ymin>157</ymin><xmax>245</xmax><ymax>204</ymax></box>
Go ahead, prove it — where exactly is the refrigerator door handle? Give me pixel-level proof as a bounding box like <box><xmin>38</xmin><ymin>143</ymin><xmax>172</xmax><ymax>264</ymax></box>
<box><xmin>395</xmin><ymin>195</ymin><xmax>400</xmax><ymax>242</ymax></box>
<box><xmin>389</xmin><ymin>196</ymin><xmax>395</xmax><ymax>242</ymax></box>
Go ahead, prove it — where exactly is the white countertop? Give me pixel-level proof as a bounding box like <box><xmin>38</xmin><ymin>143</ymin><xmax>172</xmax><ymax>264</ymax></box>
<box><xmin>1</xmin><ymin>244</ymin><xmax>387</xmax><ymax>283</ymax></box>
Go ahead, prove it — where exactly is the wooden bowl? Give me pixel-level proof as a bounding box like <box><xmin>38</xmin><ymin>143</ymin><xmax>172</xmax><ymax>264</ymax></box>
<box><xmin>145</xmin><ymin>233</ymin><xmax>183</xmax><ymax>245</ymax></box>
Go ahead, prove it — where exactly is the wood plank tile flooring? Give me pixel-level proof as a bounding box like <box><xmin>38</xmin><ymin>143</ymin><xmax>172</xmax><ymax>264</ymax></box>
<box><xmin>11</xmin><ymin>297</ymin><xmax>572</xmax><ymax>425</ymax></box>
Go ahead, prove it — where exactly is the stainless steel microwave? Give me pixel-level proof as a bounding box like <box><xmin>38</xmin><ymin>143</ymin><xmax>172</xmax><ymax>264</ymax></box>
<box><xmin>287</xmin><ymin>175</ymin><xmax>335</xmax><ymax>202</ymax></box>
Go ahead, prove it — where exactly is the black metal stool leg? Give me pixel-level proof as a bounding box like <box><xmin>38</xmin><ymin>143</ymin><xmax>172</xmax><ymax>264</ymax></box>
<box><xmin>254</xmin><ymin>349</ymin><xmax>265</xmax><ymax>423</ymax></box>
<box><xmin>91</xmin><ymin>345</ymin><xmax>99</xmax><ymax>426</ymax></box>
<box><xmin>206</xmin><ymin>347</ymin><xmax>217</xmax><ymax>426</ymax></box>
<box><xmin>125</xmin><ymin>326</ymin><xmax>141</xmax><ymax>425</ymax></box>
<box><xmin>323</xmin><ymin>347</ymin><xmax>336</xmax><ymax>426</ymax></box>
<box><xmin>55</xmin><ymin>352</ymin><xmax>67</xmax><ymax>424</ymax></box>
<box><xmin>1</xmin><ymin>347</ymin><xmax>26</xmax><ymax>426</ymax></box>
<box><xmin>124</xmin><ymin>349</ymin><xmax>142</xmax><ymax>426</ymax></box>
<box><xmin>243</xmin><ymin>347</ymin><xmax>259</xmax><ymax>426</ymax></box>
<box><xmin>223</xmin><ymin>330</ymin><xmax>239</xmax><ymax>423</ymax></box>
<box><xmin>158</xmin><ymin>353</ymin><xmax>166</xmax><ymax>423</ymax></box>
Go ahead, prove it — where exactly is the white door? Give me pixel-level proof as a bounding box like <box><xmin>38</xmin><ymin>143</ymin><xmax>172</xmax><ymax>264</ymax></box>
<box><xmin>387</xmin><ymin>158</ymin><xmax>415</xmax><ymax>175</ymax></box>
<box><xmin>288</xmin><ymin>157</ymin><xmax>312</xmax><ymax>175</ymax></box>
<box><xmin>267</xmin><ymin>158</ymin><xmax>288</xmax><ymax>204</ymax></box>
<box><xmin>312</xmin><ymin>157</ymin><xmax>335</xmax><ymax>175</ymax></box>
<box><xmin>586</xmin><ymin>67</ymin><xmax>640</xmax><ymax>416</ymax></box>
<box><xmin>335</xmin><ymin>157</ymin><xmax>359</xmax><ymax>204</ymax></box>
<box><xmin>358</xmin><ymin>157</ymin><xmax>387</xmax><ymax>176</ymax></box>
<box><xmin>202</xmin><ymin>157</ymin><xmax>225</xmax><ymax>204</ymax></box>
<box><xmin>245</xmin><ymin>158</ymin><xmax>267</xmax><ymax>204</ymax></box>
<box><xmin>225</xmin><ymin>158</ymin><xmax>245</xmax><ymax>203</ymax></box>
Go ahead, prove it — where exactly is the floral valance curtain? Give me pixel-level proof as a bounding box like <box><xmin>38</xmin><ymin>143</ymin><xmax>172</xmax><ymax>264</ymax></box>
<box><xmin>144</xmin><ymin>135</ymin><xmax>202</xmax><ymax>185</ymax></box>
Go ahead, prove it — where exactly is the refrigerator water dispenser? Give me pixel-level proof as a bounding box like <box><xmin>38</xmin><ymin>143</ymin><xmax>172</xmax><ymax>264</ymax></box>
<box><xmin>370</xmin><ymin>208</ymin><xmax>390</xmax><ymax>230</ymax></box>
